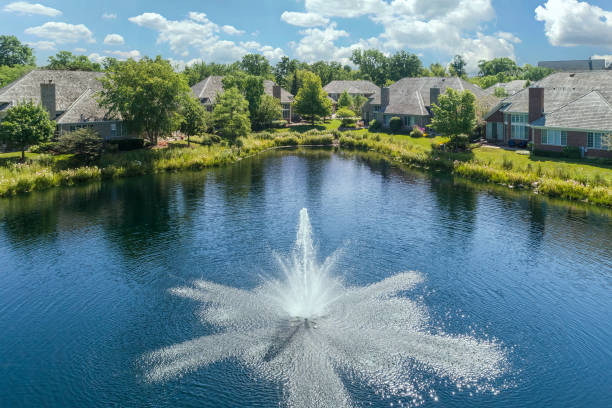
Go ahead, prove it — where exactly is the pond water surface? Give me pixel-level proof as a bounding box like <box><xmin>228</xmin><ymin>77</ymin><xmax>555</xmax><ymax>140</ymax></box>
<box><xmin>1</xmin><ymin>148</ymin><xmax>611</xmax><ymax>407</ymax></box>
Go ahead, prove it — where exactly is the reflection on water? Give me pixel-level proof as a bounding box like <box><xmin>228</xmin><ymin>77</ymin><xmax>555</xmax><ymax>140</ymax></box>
<box><xmin>1</xmin><ymin>148</ymin><xmax>611</xmax><ymax>407</ymax></box>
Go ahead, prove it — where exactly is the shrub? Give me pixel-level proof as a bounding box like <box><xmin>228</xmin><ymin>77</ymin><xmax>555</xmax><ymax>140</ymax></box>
<box><xmin>447</xmin><ymin>134</ymin><xmax>470</xmax><ymax>151</ymax></box>
<box><xmin>108</xmin><ymin>138</ymin><xmax>145</xmax><ymax>151</ymax></box>
<box><xmin>57</xmin><ymin>128</ymin><xmax>104</xmax><ymax>164</ymax></box>
<box><xmin>410</xmin><ymin>126</ymin><xmax>424</xmax><ymax>138</ymax></box>
<box><xmin>30</xmin><ymin>141</ymin><xmax>59</xmax><ymax>154</ymax></box>
<box><xmin>336</xmin><ymin>108</ymin><xmax>356</xmax><ymax>128</ymax></box>
<box><xmin>562</xmin><ymin>146</ymin><xmax>582</xmax><ymax>159</ymax></box>
<box><xmin>389</xmin><ymin>117</ymin><xmax>402</xmax><ymax>133</ymax></box>
<box><xmin>369</xmin><ymin>119</ymin><xmax>382</xmax><ymax>132</ymax></box>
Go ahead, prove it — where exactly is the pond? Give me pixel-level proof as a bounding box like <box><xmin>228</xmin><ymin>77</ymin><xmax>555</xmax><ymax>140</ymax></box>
<box><xmin>1</xmin><ymin>148</ymin><xmax>611</xmax><ymax>407</ymax></box>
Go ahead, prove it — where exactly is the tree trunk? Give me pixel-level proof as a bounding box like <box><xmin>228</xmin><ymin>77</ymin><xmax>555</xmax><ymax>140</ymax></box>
<box><xmin>21</xmin><ymin>148</ymin><xmax>25</xmax><ymax>162</ymax></box>
<box><xmin>187</xmin><ymin>134</ymin><xmax>190</xmax><ymax>147</ymax></box>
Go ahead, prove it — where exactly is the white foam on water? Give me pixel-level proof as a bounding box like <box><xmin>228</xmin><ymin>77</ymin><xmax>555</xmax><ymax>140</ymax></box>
<box><xmin>144</xmin><ymin>208</ymin><xmax>507</xmax><ymax>407</ymax></box>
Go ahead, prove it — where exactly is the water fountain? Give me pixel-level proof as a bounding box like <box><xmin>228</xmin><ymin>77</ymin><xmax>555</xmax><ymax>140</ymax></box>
<box><xmin>145</xmin><ymin>209</ymin><xmax>506</xmax><ymax>407</ymax></box>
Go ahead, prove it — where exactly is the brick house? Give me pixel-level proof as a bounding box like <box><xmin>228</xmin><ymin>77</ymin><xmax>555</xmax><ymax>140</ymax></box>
<box><xmin>484</xmin><ymin>71</ymin><xmax>612</xmax><ymax>158</ymax></box>
<box><xmin>0</xmin><ymin>70</ymin><xmax>130</xmax><ymax>140</ymax></box>
<box><xmin>363</xmin><ymin>77</ymin><xmax>498</xmax><ymax>130</ymax></box>
<box><xmin>191</xmin><ymin>76</ymin><xmax>296</xmax><ymax>122</ymax></box>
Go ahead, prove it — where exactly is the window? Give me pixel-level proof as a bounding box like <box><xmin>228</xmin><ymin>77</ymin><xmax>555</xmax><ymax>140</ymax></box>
<box><xmin>373</xmin><ymin>105</ymin><xmax>380</xmax><ymax>112</ymax></box>
<box><xmin>588</xmin><ymin>132</ymin><xmax>610</xmax><ymax>150</ymax></box>
<box><xmin>510</xmin><ymin>113</ymin><xmax>528</xmax><ymax>140</ymax></box>
<box><xmin>404</xmin><ymin>116</ymin><xmax>415</xmax><ymax>127</ymax></box>
<box><xmin>110</xmin><ymin>123</ymin><xmax>117</xmax><ymax>138</ymax></box>
<box><xmin>542</xmin><ymin>129</ymin><xmax>567</xmax><ymax>146</ymax></box>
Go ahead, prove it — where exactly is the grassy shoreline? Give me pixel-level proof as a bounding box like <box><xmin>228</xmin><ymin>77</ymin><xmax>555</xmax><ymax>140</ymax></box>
<box><xmin>1</xmin><ymin>128</ymin><xmax>612</xmax><ymax>208</ymax></box>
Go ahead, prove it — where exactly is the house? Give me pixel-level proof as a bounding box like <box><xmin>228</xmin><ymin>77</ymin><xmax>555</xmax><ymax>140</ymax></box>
<box><xmin>484</xmin><ymin>71</ymin><xmax>612</xmax><ymax>158</ymax></box>
<box><xmin>191</xmin><ymin>76</ymin><xmax>296</xmax><ymax>122</ymax></box>
<box><xmin>363</xmin><ymin>77</ymin><xmax>498</xmax><ymax>129</ymax></box>
<box><xmin>487</xmin><ymin>80</ymin><xmax>528</xmax><ymax>96</ymax></box>
<box><xmin>0</xmin><ymin>70</ymin><xmax>129</xmax><ymax>140</ymax></box>
<box><xmin>323</xmin><ymin>80</ymin><xmax>380</xmax><ymax>102</ymax></box>
<box><xmin>538</xmin><ymin>59</ymin><xmax>607</xmax><ymax>71</ymax></box>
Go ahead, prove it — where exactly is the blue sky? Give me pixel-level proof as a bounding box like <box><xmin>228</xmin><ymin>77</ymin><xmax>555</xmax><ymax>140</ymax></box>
<box><xmin>1</xmin><ymin>0</ymin><xmax>611</xmax><ymax>73</ymax></box>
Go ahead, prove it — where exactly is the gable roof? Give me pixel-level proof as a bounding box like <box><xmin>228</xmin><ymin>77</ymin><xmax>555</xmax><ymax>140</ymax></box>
<box><xmin>0</xmin><ymin>70</ymin><xmax>104</xmax><ymax>114</ymax></box>
<box><xmin>190</xmin><ymin>76</ymin><xmax>294</xmax><ymax>105</ymax></box>
<box><xmin>530</xmin><ymin>91</ymin><xmax>612</xmax><ymax>132</ymax></box>
<box><xmin>378</xmin><ymin>77</ymin><xmax>498</xmax><ymax>116</ymax></box>
<box><xmin>56</xmin><ymin>88</ymin><xmax>119</xmax><ymax>124</ymax></box>
<box><xmin>323</xmin><ymin>80</ymin><xmax>379</xmax><ymax>95</ymax></box>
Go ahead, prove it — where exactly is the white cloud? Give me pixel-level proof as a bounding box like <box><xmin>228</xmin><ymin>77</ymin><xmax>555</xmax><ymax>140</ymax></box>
<box><xmin>89</xmin><ymin>50</ymin><xmax>141</xmax><ymax>63</ymax></box>
<box><xmin>129</xmin><ymin>11</ymin><xmax>279</xmax><ymax>63</ymax></box>
<box><xmin>259</xmin><ymin>45</ymin><xmax>285</xmax><ymax>62</ymax></box>
<box><xmin>303</xmin><ymin>0</ymin><xmax>384</xmax><ymax>18</ymax></box>
<box><xmin>3</xmin><ymin>1</ymin><xmax>61</xmax><ymax>17</ymax></box>
<box><xmin>27</xmin><ymin>40</ymin><xmax>56</xmax><ymax>50</ymax></box>
<box><xmin>88</xmin><ymin>53</ymin><xmax>105</xmax><ymax>63</ymax></box>
<box><xmin>74</xmin><ymin>47</ymin><xmax>87</xmax><ymax>53</ymax></box>
<box><xmin>535</xmin><ymin>0</ymin><xmax>612</xmax><ymax>47</ymax></box>
<box><xmin>222</xmin><ymin>25</ymin><xmax>245</xmax><ymax>35</ymax></box>
<box><xmin>280</xmin><ymin>11</ymin><xmax>330</xmax><ymax>27</ymax></box>
<box><xmin>104</xmin><ymin>34</ymin><xmax>125</xmax><ymax>45</ymax></box>
<box><xmin>25</xmin><ymin>22</ymin><xmax>95</xmax><ymax>44</ymax></box>
<box><xmin>102</xmin><ymin>13</ymin><xmax>117</xmax><ymax>19</ymax></box>
<box><xmin>592</xmin><ymin>54</ymin><xmax>612</xmax><ymax>67</ymax></box>
<box><xmin>240</xmin><ymin>41</ymin><xmax>261</xmax><ymax>49</ymax></box>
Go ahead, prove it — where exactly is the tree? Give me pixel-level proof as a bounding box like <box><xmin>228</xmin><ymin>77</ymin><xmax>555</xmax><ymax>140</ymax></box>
<box><xmin>47</xmin><ymin>51</ymin><xmax>101</xmax><ymax>71</ymax></box>
<box><xmin>99</xmin><ymin>56</ymin><xmax>191</xmax><ymax>145</ymax></box>
<box><xmin>493</xmin><ymin>87</ymin><xmax>509</xmax><ymax>98</ymax></box>
<box><xmin>212</xmin><ymin>87</ymin><xmax>250</xmax><ymax>142</ymax></box>
<box><xmin>429</xmin><ymin>62</ymin><xmax>447</xmax><ymax>77</ymax></box>
<box><xmin>182</xmin><ymin>61</ymin><xmax>240</xmax><ymax>86</ymax></box>
<box><xmin>290</xmin><ymin>70</ymin><xmax>300</xmax><ymax>96</ymax></box>
<box><xmin>449</xmin><ymin>55</ymin><xmax>467</xmax><ymax>78</ymax></box>
<box><xmin>337</xmin><ymin>91</ymin><xmax>353</xmax><ymax>109</ymax></box>
<box><xmin>351</xmin><ymin>49</ymin><xmax>388</xmax><ymax>86</ymax></box>
<box><xmin>180</xmin><ymin>96</ymin><xmax>209</xmax><ymax>146</ymax></box>
<box><xmin>388</xmin><ymin>50</ymin><xmax>422</xmax><ymax>81</ymax></box>
<box><xmin>478</xmin><ymin>57</ymin><xmax>519</xmax><ymax>77</ymax></box>
<box><xmin>56</xmin><ymin>128</ymin><xmax>103</xmax><ymax>164</ymax></box>
<box><xmin>0</xmin><ymin>101</ymin><xmax>54</xmax><ymax>160</ymax></box>
<box><xmin>430</xmin><ymin>88</ymin><xmax>477</xmax><ymax>137</ymax></box>
<box><xmin>239</xmin><ymin>54</ymin><xmax>272</xmax><ymax>78</ymax></box>
<box><xmin>0</xmin><ymin>64</ymin><xmax>34</xmax><ymax>87</ymax></box>
<box><xmin>0</xmin><ymin>35</ymin><xmax>35</xmax><ymax>67</ymax></box>
<box><xmin>222</xmin><ymin>73</ymin><xmax>264</xmax><ymax>127</ymax></box>
<box><xmin>351</xmin><ymin>94</ymin><xmax>368</xmax><ymax>115</ymax></box>
<box><xmin>293</xmin><ymin>71</ymin><xmax>332</xmax><ymax>125</ymax></box>
<box><xmin>254</xmin><ymin>94</ymin><xmax>282</xmax><ymax>129</ymax></box>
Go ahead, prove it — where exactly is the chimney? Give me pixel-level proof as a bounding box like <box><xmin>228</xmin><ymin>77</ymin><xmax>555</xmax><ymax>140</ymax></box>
<box><xmin>273</xmin><ymin>85</ymin><xmax>282</xmax><ymax>100</ymax></box>
<box><xmin>528</xmin><ymin>87</ymin><xmax>544</xmax><ymax>123</ymax></box>
<box><xmin>381</xmin><ymin>87</ymin><xmax>390</xmax><ymax>107</ymax></box>
<box><xmin>40</xmin><ymin>81</ymin><xmax>56</xmax><ymax>119</ymax></box>
<box><xmin>430</xmin><ymin>87</ymin><xmax>440</xmax><ymax>107</ymax></box>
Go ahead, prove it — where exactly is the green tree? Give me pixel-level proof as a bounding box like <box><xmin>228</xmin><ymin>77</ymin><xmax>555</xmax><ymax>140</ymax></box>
<box><xmin>351</xmin><ymin>94</ymin><xmax>368</xmax><ymax>115</ymax></box>
<box><xmin>449</xmin><ymin>55</ymin><xmax>467</xmax><ymax>78</ymax></box>
<box><xmin>222</xmin><ymin>73</ymin><xmax>264</xmax><ymax>127</ymax></box>
<box><xmin>0</xmin><ymin>101</ymin><xmax>55</xmax><ymax>160</ymax></box>
<box><xmin>99</xmin><ymin>56</ymin><xmax>190</xmax><ymax>145</ymax></box>
<box><xmin>337</xmin><ymin>91</ymin><xmax>353</xmax><ymax>109</ymax></box>
<box><xmin>239</xmin><ymin>54</ymin><xmax>272</xmax><ymax>78</ymax></box>
<box><xmin>429</xmin><ymin>62</ymin><xmax>447</xmax><ymax>77</ymax></box>
<box><xmin>388</xmin><ymin>50</ymin><xmax>422</xmax><ymax>81</ymax></box>
<box><xmin>0</xmin><ymin>35</ymin><xmax>35</xmax><ymax>67</ymax></box>
<box><xmin>351</xmin><ymin>49</ymin><xmax>388</xmax><ymax>86</ymax></box>
<box><xmin>254</xmin><ymin>94</ymin><xmax>282</xmax><ymax>129</ymax></box>
<box><xmin>293</xmin><ymin>71</ymin><xmax>332</xmax><ymax>125</ymax></box>
<box><xmin>478</xmin><ymin>57</ymin><xmax>519</xmax><ymax>76</ymax></box>
<box><xmin>56</xmin><ymin>128</ymin><xmax>103</xmax><ymax>164</ymax></box>
<box><xmin>493</xmin><ymin>87</ymin><xmax>509</xmax><ymax>98</ymax></box>
<box><xmin>521</xmin><ymin>64</ymin><xmax>553</xmax><ymax>81</ymax></box>
<box><xmin>182</xmin><ymin>61</ymin><xmax>239</xmax><ymax>86</ymax></box>
<box><xmin>0</xmin><ymin>64</ymin><xmax>34</xmax><ymax>87</ymax></box>
<box><xmin>180</xmin><ymin>95</ymin><xmax>209</xmax><ymax>146</ymax></box>
<box><xmin>47</xmin><ymin>51</ymin><xmax>101</xmax><ymax>71</ymax></box>
<box><xmin>430</xmin><ymin>88</ymin><xmax>477</xmax><ymax>137</ymax></box>
<box><xmin>212</xmin><ymin>87</ymin><xmax>250</xmax><ymax>142</ymax></box>
<box><xmin>336</xmin><ymin>108</ymin><xmax>356</xmax><ymax>127</ymax></box>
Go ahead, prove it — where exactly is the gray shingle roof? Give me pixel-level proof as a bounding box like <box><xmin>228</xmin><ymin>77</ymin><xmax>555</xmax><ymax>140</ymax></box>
<box><xmin>190</xmin><ymin>76</ymin><xmax>294</xmax><ymax>104</ymax></box>
<box><xmin>530</xmin><ymin>91</ymin><xmax>612</xmax><ymax>132</ymax></box>
<box><xmin>0</xmin><ymin>69</ymin><xmax>104</xmax><ymax>114</ymax></box>
<box><xmin>538</xmin><ymin>59</ymin><xmax>606</xmax><ymax>71</ymax></box>
<box><xmin>56</xmin><ymin>88</ymin><xmax>119</xmax><ymax>124</ymax></box>
<box><xmin>378</xmin><ymin>77</ymin><xmax>497</xmax><ymax>116</ymax></box>
<box><xmin>323</xmin><ymin>80</ymin><xmax>379</xmax><ymax>95</ymax></box>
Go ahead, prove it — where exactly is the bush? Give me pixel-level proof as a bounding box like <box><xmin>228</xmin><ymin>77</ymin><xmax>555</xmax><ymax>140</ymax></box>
<box><xmin>369</xmin><ymin>119</ymin><xmax>382</xmax><ymax>132</ymax></box>
<box><xmin>30</xmin><ymin>141</ymin><xmax>59</xmax><ymax>154</ymax></box>
<box><xmin>336</xmin><ymin>108</ymin><xmax>356</xmax><ymax>128</ymax></box>
<box><xmin>410</xmin><ymin>126</ymin><xmax>424</xmax><ymax>138</ymax></box>
<box><xmin>271</xmin><ymin>120</ymin><xmax>288</xmax><ymax>129</ymax></box>
<box><xmin>447</xmin><ymin>134</ymin><xmax>470</xmax><ymax>151</ymax></box>
<box><xmin>57</xmin><ymin>128</ymin><xmax>104</xmax><ymax>164</ymax></box>
<box><xmin>562</xmin><ymin>146</ymin><xmax>582</xmax><ymax>159</ymax></box>
<box><xmin>108</xmin><ymin>138</ymin><xmax>145</xmax><ymax>151</ymax></box>
<box><xmin>389</xmin><ymin>117</ymin><xmax>402</xmax><ymax>133</ymax></box>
